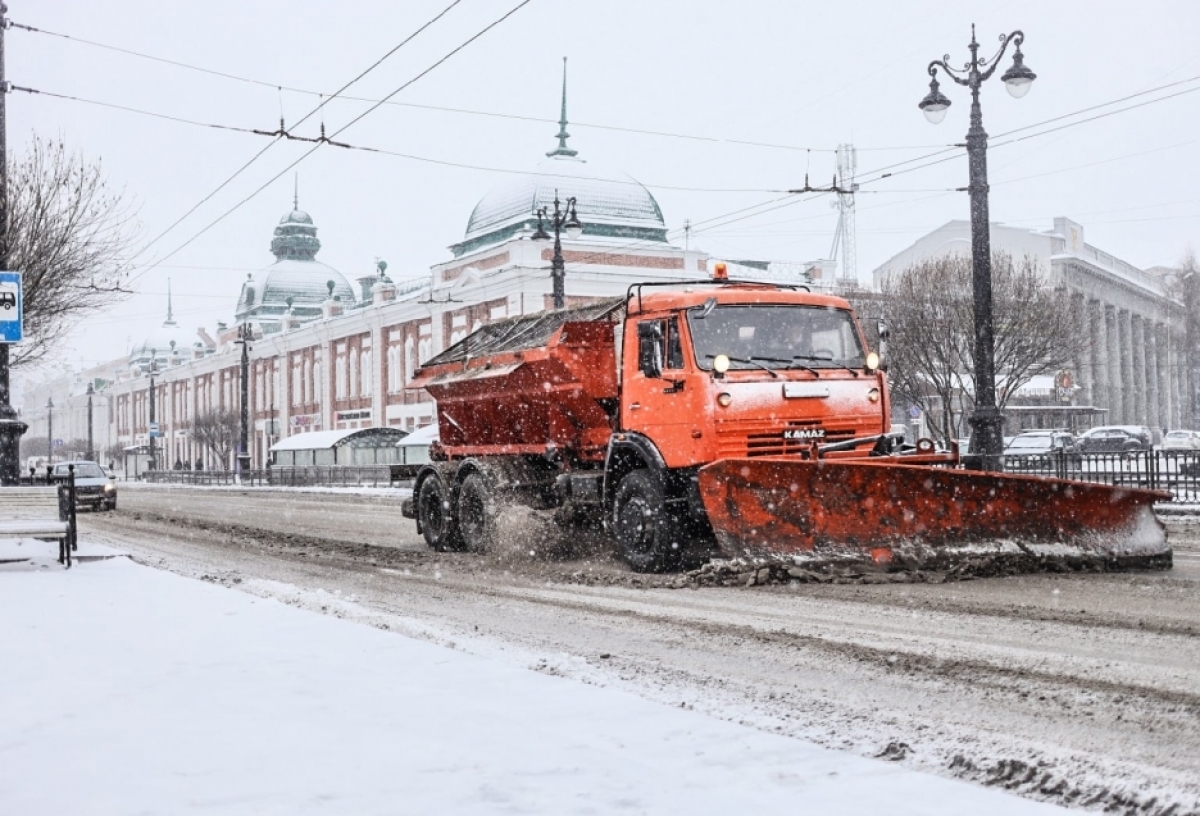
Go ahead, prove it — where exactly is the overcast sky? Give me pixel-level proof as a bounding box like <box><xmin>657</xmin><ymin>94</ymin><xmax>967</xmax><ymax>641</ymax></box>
<box><xmin>9</xmin><ymin>0</ymin><xmax>1200</xmax><ymax>383</ymax></box>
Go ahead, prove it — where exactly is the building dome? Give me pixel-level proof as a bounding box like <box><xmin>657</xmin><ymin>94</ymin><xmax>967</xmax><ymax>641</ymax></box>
<box><xmin>455</xmin><ymin>156</ymin><xmax>667</xmax><ymax>257</ymax></box>
<box><xmin>129</xmin><ymin>281</ymin><xmax>194</xmax><ymax>371</ymax></box>
<box><xmin>235</xmin><ymin>197</ymin><xmax>355</xmax><ymax>329</ymax></box>
<box><xmin>450</xmin><ymin>58</ymin><xmax>669</xmax><ymax>257</ymax></box>
<box><xmin>280</xmin><ymin>209</ymin><xmax>314</xmax><ymax>226</ymax></box>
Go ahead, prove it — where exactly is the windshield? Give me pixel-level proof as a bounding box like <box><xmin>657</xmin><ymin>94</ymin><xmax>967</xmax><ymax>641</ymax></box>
<box><xmin>54</xmin><ymin>463</ymin><xmax>107</xmax><ymax>479</ymax></box>
<box><xmin>687</xmin><ymin>304</ymin><xmax>865</xmax><ymax>371</ymax></box>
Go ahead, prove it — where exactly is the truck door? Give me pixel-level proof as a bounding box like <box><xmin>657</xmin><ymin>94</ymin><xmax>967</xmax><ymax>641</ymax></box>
<box><xmin>622</xmin><ymin>316</ymin><xmax>703</xmax><ymax>467</ymax></box>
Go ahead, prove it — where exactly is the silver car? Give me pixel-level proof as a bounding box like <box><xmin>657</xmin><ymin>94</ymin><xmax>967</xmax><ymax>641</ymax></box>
<box><xmin>52</xmin><ymin>460</ymin><xmax>118</xmax><ymax>511</ymax></box>
<box><xmin>1162</xmin><ymin>430</ymin><xmax>1200</xmax><ymax>451</ymax></box>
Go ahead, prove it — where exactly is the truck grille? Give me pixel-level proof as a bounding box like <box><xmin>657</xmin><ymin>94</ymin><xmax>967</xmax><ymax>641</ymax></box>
<box><xmin>716</xmin><ymin>419</ymin><xmax>858</xmax><ymax>458</ymax></box>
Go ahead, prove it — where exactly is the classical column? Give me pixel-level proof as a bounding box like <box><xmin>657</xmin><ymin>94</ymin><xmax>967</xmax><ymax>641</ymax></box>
<box><xmin>1146</xmin><ymin>321</ymin><xmax>1160</xmax><ymax>430</ymax></box>
<box><xmin>1106</xmin><ymin>306</ymin><xmax>1122</xmax><ymax>423</ymax></box>
<box><xmin>1132</xmin><ymin>314</ymin><xmax>1147</xmax><ymax>424</ymax></box>
<box><xmin>1073</xmin><ymin>292</ymin><xmax>1093</xmax><ymax>405</ymax></box>
<box><xmin>1118</xmin><ymin>309</ymin><xmax>1134</xmax><ymax>424</ymax></box>
<box><xmin>1157</xmin><ymin>324</ymin><xmax>1172</xmax><ymax>428</ymax></box>
<box><xmin>1090</xmin><ymin>300</ymin><xmax>1109</xmax><ymax>413</ymax></box>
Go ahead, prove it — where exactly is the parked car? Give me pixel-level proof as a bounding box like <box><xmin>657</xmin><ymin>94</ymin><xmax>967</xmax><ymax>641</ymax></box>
<box><xmin>1078</xmin><ymin>425</ymin><xmax>1153</xmax><ymax>449</ymax></box>
<box><xmin>1076</xmin><ymin>428</ymin><xmax>1146</xmax><ymax>454</ymax></box>
<box><xmin>51</xmin><ymin>460</ymin><xmax>117</xmax><ymax>511</ymax></box>
<box><xmin>1161</xmin><ymin>430</ymin><xmax>1200</xmax><ymax>451</ymax></box>
<box><xmin>1003</xmin><ymin>431</ymin><xmax>1077</xmax><ymax>459</ymax></box>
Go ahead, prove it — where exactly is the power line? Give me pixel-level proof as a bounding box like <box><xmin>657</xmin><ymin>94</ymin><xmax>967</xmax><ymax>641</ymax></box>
<box><xmin>13</xmin><ymin>83</ymin><xmax>786</xmax><ymax>194</ymax></box>
<box><xmin>125</xmin><ymin>0</ymin><xmax>534</xmax><ymax>289</ymax></box>
<box><xmin>9</xmin><ymin>19</ymin><xmax>951</xmax><ymax>155</ymax></box>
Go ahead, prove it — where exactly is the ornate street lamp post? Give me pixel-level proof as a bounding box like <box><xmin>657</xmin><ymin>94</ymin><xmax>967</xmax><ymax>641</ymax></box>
<box><xmin>532</xmin><ymin>192</ymin><xmax>583</xmax><ymax>311</ymax></box>
<box><xmin>45</xmin><ymin>397</ymin><xmax>52</xmax><ymax>465</ymax></box>
<box><xmin>86</xmin><ymin>381</ymin><xmax>95</xmax><ymax>463</ymax></box>
<box><xmin>919</xmin><ymin>26</ymin><xmax>1036</xmax><ymax>471</ymax></box>
<box><xmin>236</xmin><ymin>323</ymin><xmax>252</xmax><ymax>476</ymax></box>
<box><xmin>148</xmin><ymin>350</ymin><xmax>157</xmax><ymax>471</ymax></box>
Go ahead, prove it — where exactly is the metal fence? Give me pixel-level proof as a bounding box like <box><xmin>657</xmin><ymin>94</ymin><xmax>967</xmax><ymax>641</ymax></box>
<box><xmin>1005</xmin><ymin>450</ymin><xmax>1200</xmax><ymax>502</ymax></box>
<box><xmin>142</xmin><ymin>464</ymin><xmax>419</xmax><ymax>488</ymax></box>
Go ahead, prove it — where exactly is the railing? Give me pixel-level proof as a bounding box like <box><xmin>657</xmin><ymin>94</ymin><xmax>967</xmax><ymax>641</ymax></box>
<box><xmin>143</xmin><ymin>469</ymin><xmax>271</xmax><ymax>487</ymax></box>
<box><xmin>1004</xmin><ymin>449</ymin><xmax>1200</xmax><ymax>502</ymax></box>
<box><xmin>142</xmin><ymin>465</ymin><xmax>417</xmax><ymax>488</ymax></box>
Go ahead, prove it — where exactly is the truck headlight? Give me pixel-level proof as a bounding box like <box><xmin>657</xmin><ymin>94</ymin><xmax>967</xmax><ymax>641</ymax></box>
<box><xmin>866</xmin><ymin>352</ymin><xmax>880</xmax><ymax>371</ymax></box>
<box><xmin>867</xmin><ymin>388</ymin><xmax>881</xmax><ymax>403</ymax></box>
<box><xmin>104</xmin><ymin>483</ymin><xmax>116</xmax><ymax>493</ymax></box>
<box><xmin>717</xmin><ymin>392</ymin><xmax>733</xmax><ymax>407</ymax></box>
<box><xmin>713</xmin><ymin>354</ymin><xmax>731</xmax><ymax>374</ymax></box>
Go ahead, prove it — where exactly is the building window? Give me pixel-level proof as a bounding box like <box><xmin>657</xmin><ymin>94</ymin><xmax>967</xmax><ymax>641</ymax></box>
<box><xmin>336</xmin><ymin>355</ymin><xmax>347</xmax><ymax>399</ymax></box>
<box><xmin>349</xmin><ymin>351</ymin><xmax>358</xmax><ymax>398</ymax></box>
<box><xmin>361</xmin><ymin>349</ymin><xmax>372</xmax><ymax>397</ymax></box>
<box><xmin>387</xmin><ymin>347</ymin><xmax>400</xmax><ymax>393</ymax></box>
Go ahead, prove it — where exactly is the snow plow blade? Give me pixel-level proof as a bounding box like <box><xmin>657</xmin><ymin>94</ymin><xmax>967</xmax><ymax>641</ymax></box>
<box><xmin>697</xmin><ymin>459</ymin><xmax>1172</xmax><ymax>575</ymax></box>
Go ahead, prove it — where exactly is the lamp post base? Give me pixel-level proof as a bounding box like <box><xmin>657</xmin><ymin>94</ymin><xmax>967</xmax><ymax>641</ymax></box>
<box><xmin>966</xmin><ymin>405</ymin><xmax>1005</xmax><ymax>472</ymax></box>
<box><xmin>0</xmin><ymin>417</ymin><xmax>28</xmax><ymax>486</ymax></box>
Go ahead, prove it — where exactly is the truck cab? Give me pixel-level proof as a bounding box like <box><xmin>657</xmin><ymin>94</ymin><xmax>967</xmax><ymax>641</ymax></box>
<box><xmin>605</xmin><ymin>283</ymin><xmax>891</xmax><ymax>570</ymax></box>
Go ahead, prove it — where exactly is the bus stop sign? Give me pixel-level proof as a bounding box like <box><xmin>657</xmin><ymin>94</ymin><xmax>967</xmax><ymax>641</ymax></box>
<box><xmin>0</xmin><ymin>271</ymin><xmax>23</xmax><ymax>343</ymax></box>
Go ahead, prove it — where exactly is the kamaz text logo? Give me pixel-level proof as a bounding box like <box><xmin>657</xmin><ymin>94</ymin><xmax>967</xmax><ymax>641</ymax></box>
<box><xmin>783</xmin><ymin>428</ymin><xmax>825</xmax><ymax>440</ymax></box>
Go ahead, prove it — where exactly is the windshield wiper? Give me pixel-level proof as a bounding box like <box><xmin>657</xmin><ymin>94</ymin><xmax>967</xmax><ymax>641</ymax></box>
<box><xmin>791</xmin><ymin>354</ymin><xmax>860</xmax><ymax>377</ymax></box>
<box><xmin>706</xmin><ymin>354</ymin><xmax>780</xmax><ymax>378</ymax></box>
<box><xmin>751</xmin><ymin>355</ymin><xmax>818</xmax><ymax>377</ymax></box>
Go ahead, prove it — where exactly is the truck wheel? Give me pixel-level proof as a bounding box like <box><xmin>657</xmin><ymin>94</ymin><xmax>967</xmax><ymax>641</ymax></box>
<box><xmin>613</xmin><ymin>470</ymin><xmax>682</xmax><ymax>573</ymax></box>
<box><xmin>457</xmin><ymin>473</ymin><xmax>496</xmax><ymax>554</ymax></box>
<box><xmin>417</xmin><ymin>474</ymin><xmax>462</xmax><ymax>552</ymax></box>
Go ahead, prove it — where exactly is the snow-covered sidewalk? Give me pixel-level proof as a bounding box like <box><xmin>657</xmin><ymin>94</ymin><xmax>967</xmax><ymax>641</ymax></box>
<box><xmin>1</xmin><ymin>543</ymin><xmax>1066</xmax><ymax>815</ymax></box>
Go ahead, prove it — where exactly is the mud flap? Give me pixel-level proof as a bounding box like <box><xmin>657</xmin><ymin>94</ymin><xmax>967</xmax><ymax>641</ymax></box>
<box><xmin>697</xmin><ymin>459</ymin><xmax>1172</xmax><ymax>573</ymax></box>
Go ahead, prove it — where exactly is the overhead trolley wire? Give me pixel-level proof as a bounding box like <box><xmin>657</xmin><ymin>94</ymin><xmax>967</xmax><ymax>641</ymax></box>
<box><xmin>118</xmin><ymin>0</ymin><xmax>467</xmax><ymax>265</ymax></box>
<box><xmin>123</xmin><ymin>0</ymin><xmax>534</xmax><ymax>289</ymax></box>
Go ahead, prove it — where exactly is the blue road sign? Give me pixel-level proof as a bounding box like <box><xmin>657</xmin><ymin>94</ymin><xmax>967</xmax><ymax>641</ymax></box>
<box><xmin>0</xmin><ymin>271</ymin><xmax>23</xmax><ymax>343</ymax></box>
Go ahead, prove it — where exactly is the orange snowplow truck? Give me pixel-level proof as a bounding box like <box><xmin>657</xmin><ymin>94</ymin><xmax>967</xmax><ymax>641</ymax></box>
<box><xmin>405</xmin><ymin>273</ymin><xmax>1171</xmax><ymax>574</ymax></box>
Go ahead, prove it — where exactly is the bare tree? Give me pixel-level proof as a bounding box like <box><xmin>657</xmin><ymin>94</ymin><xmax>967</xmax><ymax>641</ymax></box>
<box><xmin>7</xmin><ymin>136</ymin><xmax>138</xmax><ymax>366</ymax></box>
<box><xmin>872</xmin><ymin>252</ymin><xmax>1087</xmax><ymax>443</ymax></box>
<box><xmin>191</xmin><ymin>408</ymin><xmax>238</xmax><ymax>471</ymax></box>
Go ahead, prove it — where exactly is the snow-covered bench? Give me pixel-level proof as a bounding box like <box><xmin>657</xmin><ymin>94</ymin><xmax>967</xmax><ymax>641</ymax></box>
<box><xmin>0</xmin><ymin>485</ymin><xmax>77</xmax><ymax>567</ymax></box>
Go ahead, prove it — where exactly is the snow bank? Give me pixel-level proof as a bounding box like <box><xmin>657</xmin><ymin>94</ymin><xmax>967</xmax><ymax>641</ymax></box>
<box><xmin>0</xmin><ymin>553</ymin><xmax>1067</xmax><ymax>815</ymax></box>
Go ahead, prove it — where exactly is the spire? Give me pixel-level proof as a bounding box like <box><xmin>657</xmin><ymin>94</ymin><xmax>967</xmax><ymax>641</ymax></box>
<box><xmin>163</xmin><ymin>278</ymin><xmax>177</xmax><ymax>327</ymax></box>
<box><xmin>293</xmin><ymin>174</ymin><xmax>299</xmax><ymax>210</ymax></box>
<box><xmin>546</xmin><ymin>57</ymin><xmax>578</xmax><ymax>158</ymax></box>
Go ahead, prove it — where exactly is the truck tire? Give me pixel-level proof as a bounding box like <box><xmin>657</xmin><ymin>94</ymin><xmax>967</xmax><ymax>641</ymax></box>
<box><xmin>613</xmin><ymin>470</ymin><xmax>682</xmax><ymax>573</ymax></box>
<box><xmin>417</xmin><ymin>474</ymin><xmax>462</xmax><ymax>552</ymax></box>
<box><xmin>457</xmin><ymin>472</ymin><xmax>496</xmax><ymax>554</ymax></box>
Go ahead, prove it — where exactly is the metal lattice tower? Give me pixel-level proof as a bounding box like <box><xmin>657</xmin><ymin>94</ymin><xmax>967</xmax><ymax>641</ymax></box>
<box><xmin>830</xmin><ymin>143</ymin><xmax>858</xmax><ymax>285</ymax></box>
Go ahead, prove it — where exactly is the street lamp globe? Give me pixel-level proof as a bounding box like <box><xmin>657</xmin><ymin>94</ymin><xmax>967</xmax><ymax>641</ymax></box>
<box><xmin>563</xmin><ymin>198</ymin><xmax>583</xmax><ymax>239</ymax></box>
<box><xmin>1001</xmin><ymin>48</ymin><xmax>1036</xmax><ymax>98</ymax></box>
<box><xmin>918</xmin><ymin>76</ymin><xmax>952</xmax><ymax>124</ymax></box>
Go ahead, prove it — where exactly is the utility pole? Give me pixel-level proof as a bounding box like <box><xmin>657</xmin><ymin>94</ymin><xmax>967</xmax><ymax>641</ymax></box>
<box><xmin>0</xmin><ymin>3</ymin><xmax>28</xmax><ymax>485</ymax></box>
<box><xmin>45</xmin><ymin>397</ymin><xmax>51</xmax><ymax>465</ymax></box>
<box><xmin>236</xmin><ymin>323</ymin><xmax>252</xmax><ymax>475</ymax></box>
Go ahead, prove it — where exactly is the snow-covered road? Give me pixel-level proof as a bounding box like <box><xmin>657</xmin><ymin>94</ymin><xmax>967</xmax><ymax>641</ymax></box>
<box><xmin>2</xmin><ymin>545</ymin><xmax>1075</xmax><ymax>816</ymax></box>
<box><xmin>65</xmin><ymin>492</ymin><xmax>1200</xmax><ymax>816</ymax></box>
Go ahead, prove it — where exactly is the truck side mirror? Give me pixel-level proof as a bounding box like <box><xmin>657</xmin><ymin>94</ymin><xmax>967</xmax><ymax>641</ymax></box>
<box><xmin>637</xmin><ymin>321</ymin><xmax>664</xmax><ymax>379</ymax></box>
